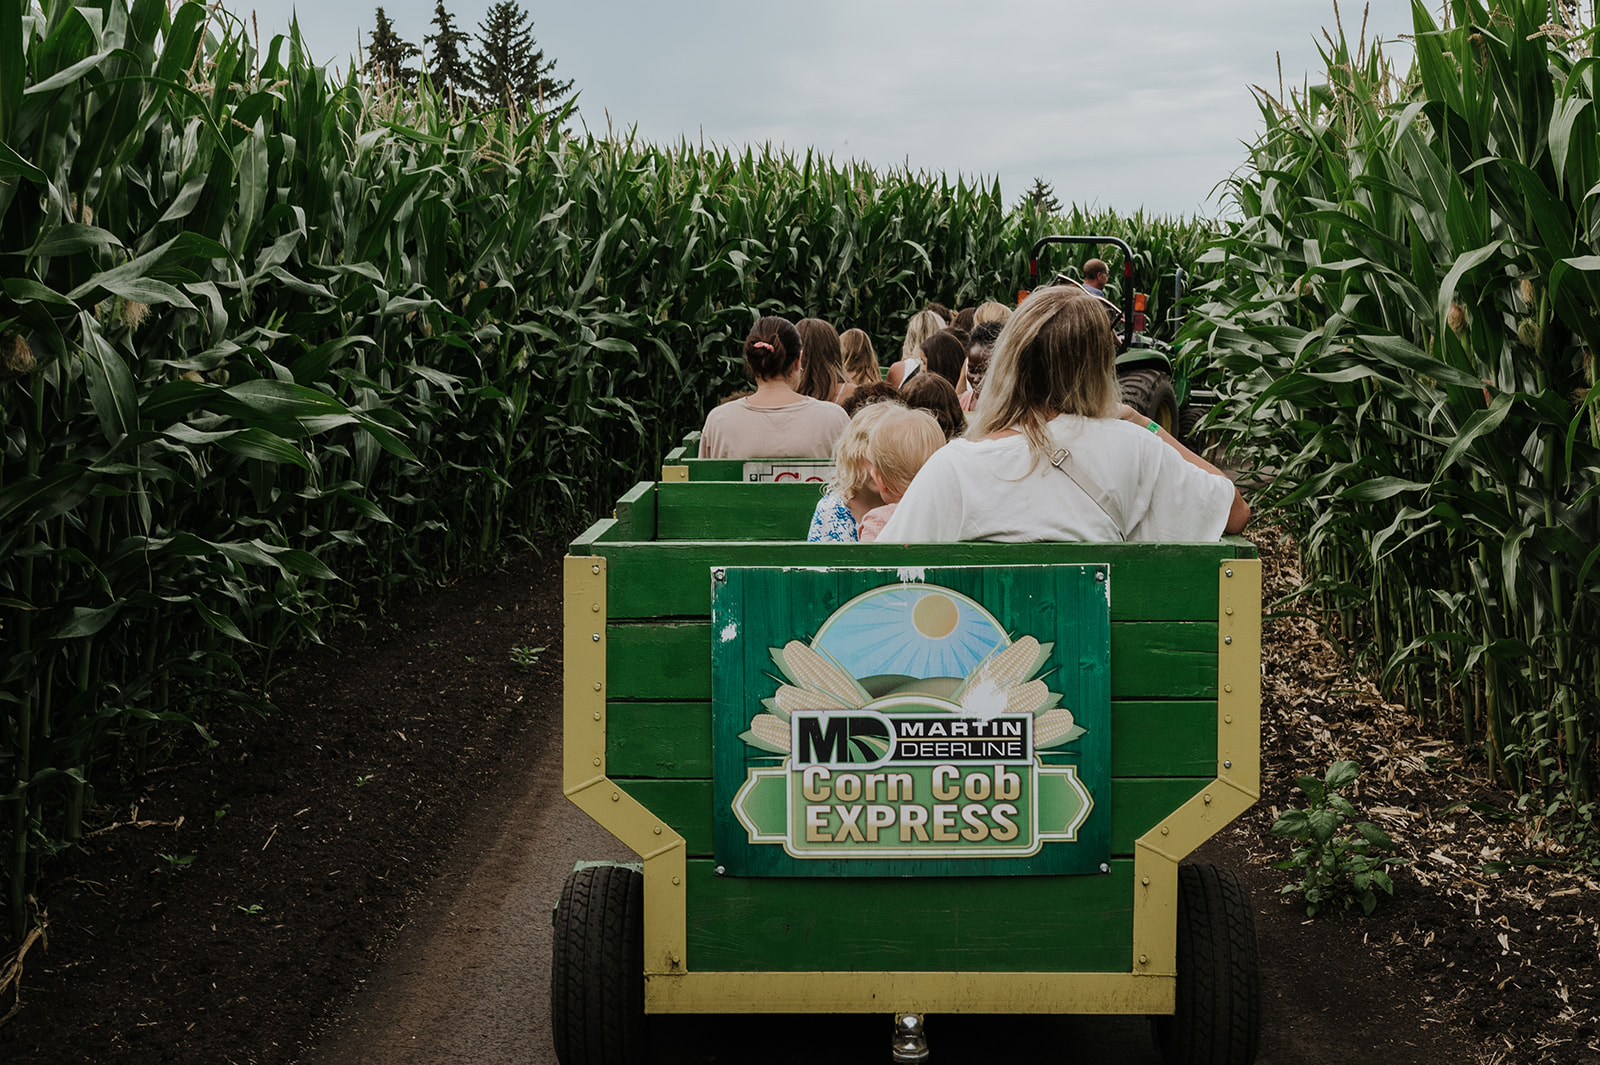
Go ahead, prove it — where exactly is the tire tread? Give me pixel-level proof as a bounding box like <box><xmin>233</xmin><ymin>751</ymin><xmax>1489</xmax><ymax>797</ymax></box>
<box><xmin>551</xmin><ymin>865</ymin><xmax>645</xmax><ymax>1065</ymax></box>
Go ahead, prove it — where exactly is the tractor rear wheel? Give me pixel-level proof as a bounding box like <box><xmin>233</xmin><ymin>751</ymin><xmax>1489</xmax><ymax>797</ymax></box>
<box><xmin>1120</xmin><ymin>369</ymin><xmax>1179</xmax><ymax>435</ymax></box>
<box><xmin>551</xmin><ymin>864</ymin><xmax>646</xmax><ymax>1065</ymax></box>
<box><xmin>1177</xmin><ymin>402</ymin><xmax>1217</xmax><ymax>450</ymax></box>
<box><xmin>1151</xmin><ymin>863</ymin><xmax>1261</xmax><ymax>1065</ymax></box>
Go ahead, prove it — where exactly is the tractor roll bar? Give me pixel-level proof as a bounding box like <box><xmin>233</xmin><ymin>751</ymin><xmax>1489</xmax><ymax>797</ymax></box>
<box><xmin>1029</xmin><ymin>235</ymin><xmax>1135</xmax><ymax>351</ymax></box>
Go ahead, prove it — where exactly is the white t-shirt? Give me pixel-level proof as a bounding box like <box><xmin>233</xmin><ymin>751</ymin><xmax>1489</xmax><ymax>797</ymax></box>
<box><xmin>877</xmin><ymin>415</ymin><xmax>1236</xmax><ymax>543</ymax></box>
<box><xmin>698</xmin><ymin>397</ymin><xmax>851</xmax><ymax>459</ymax></box>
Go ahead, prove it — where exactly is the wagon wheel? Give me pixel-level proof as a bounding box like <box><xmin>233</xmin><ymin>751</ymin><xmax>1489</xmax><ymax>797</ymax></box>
<box><xmin>551</xmin><ymin>864</ymin><xmax>646</xmax><ymax>1065</ymax></box>
<box><xmin>1151</xmin><ymin>863</ymin><xmax>1262</xmax><ymax>1065</ymax></box>
<box><xmin>1119</xmin><ymin>368</ymin><xmax>1179</xmax><ymax>435</ymax></box>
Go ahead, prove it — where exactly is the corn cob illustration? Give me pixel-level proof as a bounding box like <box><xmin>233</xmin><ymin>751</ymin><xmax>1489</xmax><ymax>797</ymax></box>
<box><xmin>962</xmin><ymin>635</ymin><xmax>1053</xmax><ymax>696</ymax></box>
<box><xmin>774</xmin><ymin>684</ymin><xmax>854</xmax><ymax>717</ymax></box>
<box><xmin>1004</xmin><ymin>679</ymin><xmax>1053</xmax><ymax>716</ymax></box>
<box><xmin>773</xmin><ymin>640</ymin><xmax>869</xmax><ymax>708</ymax></box>
<box><xmin>746</xmin><ymin>713</ymin><xmax>792</xmax><ymax>753</ymax></box>
<box><xmin>1033</xmin><ymin>706</ymin><xmax>1079</xmax><ymax>747</ymax></box>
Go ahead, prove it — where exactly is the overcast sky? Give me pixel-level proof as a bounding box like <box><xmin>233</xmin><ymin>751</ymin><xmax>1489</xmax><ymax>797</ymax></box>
<box><xmin>218</xmin><ymin>0</ymin><xmax>1421</xmax><ymax>218</ymax></box>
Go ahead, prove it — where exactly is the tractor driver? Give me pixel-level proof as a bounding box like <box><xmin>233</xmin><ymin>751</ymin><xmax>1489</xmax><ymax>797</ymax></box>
<box><xmin>1082</xmin><ymin>258</ymin><xmax>1109</xmax><ymax>298</ymax></box>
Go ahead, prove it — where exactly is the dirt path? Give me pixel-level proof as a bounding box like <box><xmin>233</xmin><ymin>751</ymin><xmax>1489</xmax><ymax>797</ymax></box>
<box><xmin>301</xmin><ymin>712</ymin><xmax>632</xmax><ymax>1064</ymax></box>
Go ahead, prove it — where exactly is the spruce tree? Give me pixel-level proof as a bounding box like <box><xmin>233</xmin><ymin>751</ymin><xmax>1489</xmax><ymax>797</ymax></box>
<box><xmin>424</xmin><ymin>1</ymin><xmax>473</xmax><ymax>107</ymax></box>
<box><xmin>467</xmin><ymin>1</ymin><xmax>574</xmax><ymax>122</ymax></box>
<box><xmin>365</xmin><ymin>6</ymin><xmax>420</xmax><ymax>91</ymax></box>
<box><xmin>1020</xmin><ymin>177</ymin><xmax>1062</xmax><ymax>215</ymax></box>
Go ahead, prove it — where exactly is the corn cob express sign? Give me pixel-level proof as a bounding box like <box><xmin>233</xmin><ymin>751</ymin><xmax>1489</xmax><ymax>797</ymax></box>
<box><xmin>711</xmin><ymin>566</ymin><xmax>1111</xmax><ymax>877</ymax></box>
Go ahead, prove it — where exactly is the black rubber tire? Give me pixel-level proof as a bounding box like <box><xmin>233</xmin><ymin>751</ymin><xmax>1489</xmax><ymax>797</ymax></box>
<box><xmin>1151</xmin><ymin>863</ymin><xmax>1262</xmax><ymax>1065</ymax></box>
<box><xmin>1177</xmin><ymin>402</ymin><xmax>1209</xmax><ymax>443</ymax></box>
<box><xmin>551</xmin><ymin>864</ymin><xmax>646</xmax><ymax>1065</ymax></box>
<box><xmin>1120</xmin><ymin>368</ymin><xmax>1179</xmax><ymax>435</ymax></box>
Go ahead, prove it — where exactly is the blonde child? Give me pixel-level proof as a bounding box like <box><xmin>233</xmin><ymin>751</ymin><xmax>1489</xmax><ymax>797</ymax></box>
<box><xmin>857</xmin><ymin>407</ymin><xmax>946</xmax><ymax>543</ymax></box>
<box><xmin>806</xmin><ymin>401</ymin><xmax>903</xmax><ymax>542</ymax></box>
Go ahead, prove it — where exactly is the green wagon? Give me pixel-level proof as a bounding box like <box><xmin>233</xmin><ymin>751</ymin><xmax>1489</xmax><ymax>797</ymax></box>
<box><xmin>554</xmin><ymin>477</ymin><xmax>1263</xmax><ymax>1064</ymax></box>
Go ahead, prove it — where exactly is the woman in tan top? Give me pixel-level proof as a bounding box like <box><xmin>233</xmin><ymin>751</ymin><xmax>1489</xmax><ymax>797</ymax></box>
<box><xmin>699</xmin><ymin>317</ymin><xmax>851</xmax><ymax>459</ymax></box>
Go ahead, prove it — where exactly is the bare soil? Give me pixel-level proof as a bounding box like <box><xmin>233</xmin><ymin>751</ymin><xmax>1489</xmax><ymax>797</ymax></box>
<box><xmin>1</xmin><ymin>530</ymin><xmax>1597</xmax><ymax>1064</ymax></box>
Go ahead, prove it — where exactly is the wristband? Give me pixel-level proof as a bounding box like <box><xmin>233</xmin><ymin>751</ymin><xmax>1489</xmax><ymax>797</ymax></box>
<box><xmin>1145</xmin><ymin>420</ymin><xmax>1160</xmax><ymax>434</ymax></box>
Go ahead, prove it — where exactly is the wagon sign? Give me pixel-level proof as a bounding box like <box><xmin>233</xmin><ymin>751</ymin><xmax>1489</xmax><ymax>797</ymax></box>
<box><xmin>711</xmin><ymin>566</ymin><xmax>1111</xmax><ymax>876</ymax></box>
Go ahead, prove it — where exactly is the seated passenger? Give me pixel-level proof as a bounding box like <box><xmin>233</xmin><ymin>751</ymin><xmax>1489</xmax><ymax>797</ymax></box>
<box><xmin>856</xmin><ymin>407</ymin><xmax>947</xmax><ymax>543</ymax></box>
<box><xmin>886</xmin><ymin>309</ymin><xmax>946</xmax><ymax>387</ymax></box>
<box><xmin>840</xmin><ymin>328</ymin><xmax>882</xmax><ymax>388</ymax></box>
<box><xmin>878</xmin><ymin>288</ymin><xmax>1249</xmax><ymax>543</ymax></box>
<box><xmin>973</xmin><ymin>300</ymin><xmax>1011</xmax><ymax>326</ymax></box>
<box><xmin>917</xmin><ymin>329</ymin><xmax>976</xmax><ymax>410</ymax></box>
<box><xmin>966</xmin><ymin>321</ymin><xmax>1003</xmax><ymax>402</ymax></box>
<box><xmin>807</xmin><ymin>401</ymin><xmax>903</xmax><ymax>542</ymax></box>
<box><xmin>899</xmin><ymin>373</ymin><xmax>964</xmax><ymax>441</ymax></box>
<box><xmin>796</xmin><ymin>318</ymin><xmax>856</xmax><ymax>406</ymax></box>
<box><xmin>699</xmin><ymin>317</ymin><xmax>851</xmax><ymax>459</ymax></box>
<box><xmin>841</xmin><ymin>380</ymin><xmax>901</xmax><ymax>417</ymax></box>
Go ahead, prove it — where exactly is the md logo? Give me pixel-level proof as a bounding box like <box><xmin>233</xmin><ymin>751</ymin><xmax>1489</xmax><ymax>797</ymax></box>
<box><xmin>792</xmin><ymin>712</ymin><xmax>893</xmax><ymax>767</ymax></box>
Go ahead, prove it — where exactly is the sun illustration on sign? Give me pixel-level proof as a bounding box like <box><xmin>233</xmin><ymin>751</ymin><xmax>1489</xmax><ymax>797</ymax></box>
<box><xmin>812</xmin><ymin>584</ymin><xmax>1005</xmax><ymax>681</ymax></box>
<box><xmin>740</xmin><ymin>582</ymin><xmax>1086</xmax><ymax>759</ymax></box>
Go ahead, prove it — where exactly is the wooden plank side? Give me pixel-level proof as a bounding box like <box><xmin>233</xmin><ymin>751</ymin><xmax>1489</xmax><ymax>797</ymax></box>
<box><xmin>682</xmin><ymin>858</ymin><xmax>1135</xmax><ymax>973</ymax></box>
<box><xmin>1111</xmin><ymin>701</ymin><xmax>1217</xmax><ymax>777</ymax></box>
<box><xmin>597</xmin><ymin>542</ymin><xmax>1238</xmax><ymax>620</ymax></box>
<box><xmin>612</xmin><ymin>481</ymin><xmax>657</xmax><ymax>542</ymax></box>
<box><xmin>617</xmin><ymin>777</ymin><xmax>1205</xmax><ymax>858</ymax></box>
<box><xmin>608</xmin><ymin>702</ymin><xmax>714</xmax><ymax>777</ymax></box>
<box><xmin>1110</xmin><ymin>623</ymin><xmax>1218</xmax><ymax>698</ymax></box>
<box><xmin>656</xmin><ymin>481</ymin><xmax>823</xmax><ymax>540</ymax></box>
<box><xmin>608</xmin><ymin>622</ymin><xmax>1216</xmax><ymax>701</ymax></box>
<box><xmin>606</xmin><ymin>700</ymin><xmax>1216</xmax><ymax>779</ymax></box>
<box><xmin>684</xmin><ymin>459</ymin><xmax>747</xmax><ymax>481</ymax></box>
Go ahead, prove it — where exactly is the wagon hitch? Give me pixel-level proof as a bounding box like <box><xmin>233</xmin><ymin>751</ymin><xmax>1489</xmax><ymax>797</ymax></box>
<box><xmin>891</xmin><ymin>1012</ymin><xmax>930</xmax><ymax>1063</ymax></box>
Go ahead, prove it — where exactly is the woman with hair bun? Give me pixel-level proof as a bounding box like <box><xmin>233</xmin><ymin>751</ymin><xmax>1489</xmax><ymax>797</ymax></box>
<box><xmin>698</xmin><ymin>317</ymin><xmax>850</xmax><ymax>459</ymax></box>
<box><xmin>878</xmin><ymin>288</ymin><xmax>1248</xmax><ymax>543</ymax></box>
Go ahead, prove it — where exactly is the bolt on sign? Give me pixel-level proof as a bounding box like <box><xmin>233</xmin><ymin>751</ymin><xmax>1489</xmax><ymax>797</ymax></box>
<box><xmin>711</xmin><ymin>566</ymin><xmax>1110</xmax><ymax>877</ymax></box>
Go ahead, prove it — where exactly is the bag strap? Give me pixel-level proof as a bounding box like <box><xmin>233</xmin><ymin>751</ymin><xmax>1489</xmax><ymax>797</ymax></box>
<box><xmin>1047</xmin><ymin>446</ymin><xmax>1126</xmax><ymax>538</ymax></box>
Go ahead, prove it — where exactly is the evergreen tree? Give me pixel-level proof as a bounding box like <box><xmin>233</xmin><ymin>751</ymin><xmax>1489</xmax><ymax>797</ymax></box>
<box><xmin>467</xmin><ymin>1</ymin><xmax>574</xmax><ymax>121</ymax></box>
<box><xmin>366</xmin><ymin>6</ymin><xmax>420</xmax><ymax>90</ymax></box>
<box><xmin>1019</xmin><ymin>177</ymin><xmax>1062</xmax><ymax>215</ymax></box>
<box><xmin>425</xmin><ymin>1</ymin><xmax>473</xmax><ymax>108</ymax></box>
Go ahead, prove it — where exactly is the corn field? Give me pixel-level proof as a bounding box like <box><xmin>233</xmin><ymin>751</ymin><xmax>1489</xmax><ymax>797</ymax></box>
<box><xmin>1188</xmin><ymin>0</ymin><xmax>1600</xmax><ymax>836</ymax></box>
<box><xmin>0</xmin><ymin>0</ymin><xmax>1213</xmax><ymax>936</ymax></box>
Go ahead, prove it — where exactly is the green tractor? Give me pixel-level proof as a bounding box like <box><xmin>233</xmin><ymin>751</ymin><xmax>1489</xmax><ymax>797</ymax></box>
<box><xmin>1024</xmin><ymin>235</ymin><xmax>1208</xmax><ymax>439</ymax></box>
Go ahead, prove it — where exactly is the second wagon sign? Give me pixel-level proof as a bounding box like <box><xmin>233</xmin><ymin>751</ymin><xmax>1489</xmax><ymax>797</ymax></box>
<box><xmin>711</xmin><ymin>565</ymin><xmax>1111</xmax><ymax>877</ymax></box>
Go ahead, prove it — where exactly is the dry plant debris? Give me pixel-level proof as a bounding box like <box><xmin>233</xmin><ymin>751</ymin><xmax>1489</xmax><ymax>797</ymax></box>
<box><xmin>1240</xmin><ymin>526</ymin><xmax>1600</xmax><ymax>1064</ymax></box>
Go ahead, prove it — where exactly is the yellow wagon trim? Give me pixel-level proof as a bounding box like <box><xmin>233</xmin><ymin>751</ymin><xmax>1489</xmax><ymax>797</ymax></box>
<box><xmin>644</xmin><ymin>969</ymin><xmax>1174</xmax><ymax>1014</ymax></box>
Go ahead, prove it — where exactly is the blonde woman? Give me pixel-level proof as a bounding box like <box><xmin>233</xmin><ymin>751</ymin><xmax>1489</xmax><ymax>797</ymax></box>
<box><xmin>886</xmin><ymin>308</ymin><xmax>947</xmax><ymax>387</ymax></box>
<box><xmin>973</xmin><ymin>300</ymin><xmax>1012</xmax><ymax>326</ymax></box>
<box><xmin>806</xmin><ymin>401</ymin><xmax>903</xmax><ymax>542</ymax></box>
<box><xmin>840</xmin><ymin>328</ymin><xmax>881</xmax><ymax>387</ymax></box>
<box><xmin>878</xmin><ymin>288</ymin><xmax>1248</xmax><ymax>543</ymax></box>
